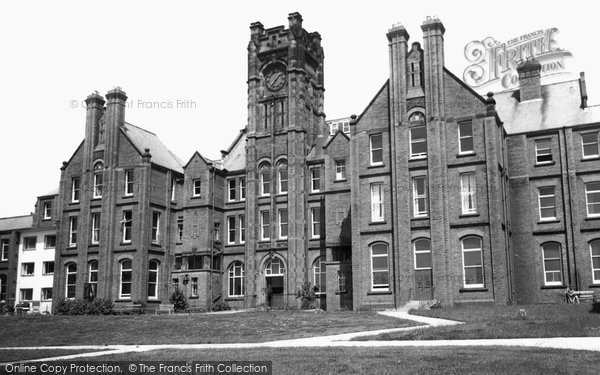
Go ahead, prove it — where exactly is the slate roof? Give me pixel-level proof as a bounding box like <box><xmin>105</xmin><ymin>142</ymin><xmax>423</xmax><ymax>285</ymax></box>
<box><xmin>39</xmin><ymin>188</ymin><xmax>59</xmax><ymax>197</ymax></box>
<box><xmin>122</xmin><ymin>123</ymin><xmax>185</xmax><ymax>173</ymax></box>
<box><xmin>222</xmin><ymin>130</ymin><xmax>246</xmax><ymax>172</ymax></box>
<box><xmin>0</xmin><ymin>215</ymin><xmax>33</xmax><ymax>232</ymax></box>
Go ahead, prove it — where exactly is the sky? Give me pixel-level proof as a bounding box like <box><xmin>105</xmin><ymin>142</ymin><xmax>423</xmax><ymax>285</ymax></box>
<box><xmin>0</xmin><ymin>0</ymin><xmax>597</xmax><ymax>217</ymax></box>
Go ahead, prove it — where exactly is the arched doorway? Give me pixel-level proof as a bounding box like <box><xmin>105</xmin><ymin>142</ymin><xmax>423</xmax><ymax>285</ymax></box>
<box><xmin>264</xmin><ymin>257</ymin><xmax>285</xmax><ymax>308</ymax></box>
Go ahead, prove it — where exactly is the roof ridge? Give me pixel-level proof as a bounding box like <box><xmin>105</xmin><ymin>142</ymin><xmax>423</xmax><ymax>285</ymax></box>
<box><xmin>0</xmin><ymin>214</ymin><xmax>33</xmax><ymax>220</ymax></box>
<box><xmin>124</xmin><ymin>122</ymin><xmax>157</xmax><ymax>136</ymax></box>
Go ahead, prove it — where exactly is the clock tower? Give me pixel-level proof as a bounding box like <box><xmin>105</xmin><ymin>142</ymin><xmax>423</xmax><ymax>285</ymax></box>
<box><xmin>245</xmin><ymin>12</ymin><xmax>325</xmax><ymax>307</ymax></box>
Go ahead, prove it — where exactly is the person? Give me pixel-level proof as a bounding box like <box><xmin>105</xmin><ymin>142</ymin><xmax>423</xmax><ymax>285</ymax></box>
<box><xmin>566</xmin><ymin>286</ymin><xmax>578</xmax><ymax>303</ymax></box>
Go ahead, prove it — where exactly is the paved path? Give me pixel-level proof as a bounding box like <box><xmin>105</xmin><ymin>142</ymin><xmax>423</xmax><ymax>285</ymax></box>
<box><xmin>3</xmin><ymin>309</ymin><xmax>600</xmax><ymax>365</ymax></box>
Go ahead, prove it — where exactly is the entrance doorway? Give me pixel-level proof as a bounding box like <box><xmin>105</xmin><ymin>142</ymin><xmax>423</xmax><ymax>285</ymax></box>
<box><xmin>265</xmin><ymin>257</ymin><xmax>285</xmax><ymax>308</ymax></box>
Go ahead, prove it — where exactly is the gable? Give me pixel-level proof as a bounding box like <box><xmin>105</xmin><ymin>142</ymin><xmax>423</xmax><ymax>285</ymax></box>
<box><xmin>443</xmin><ymin>68</ymin><xmax>487</xmax><ymax>118</ymax></box>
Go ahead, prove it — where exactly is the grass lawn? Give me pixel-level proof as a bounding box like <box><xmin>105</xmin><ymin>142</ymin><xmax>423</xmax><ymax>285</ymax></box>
<box><xmin>0</xmin><ymin>349</ymin><xmax>103</xmax><ymax>363</ymax></box>
<box><xmin>0</xmin><ymin>311</ymin><xmax>415</xmax><ymax>347</ymax></box>
<box><xmin>357</xmin><ymin>303</ymin><xmax>600</xmax><ymax>341</ymax></box>
<box><xmin>100</xmin><ymin>347</ymin><xmax>600</xmax><ymax>374</ymax></box>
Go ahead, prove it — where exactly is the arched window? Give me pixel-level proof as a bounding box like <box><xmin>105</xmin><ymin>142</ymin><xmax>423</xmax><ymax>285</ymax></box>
<box><xmin>148</xmin><ymin>260</ymin><xmax>159</xmax><ymax>299</ymax></box>
<box><xmin>413</xmin><ymin>239</ymin><xmax>431</xmax><ymax>270</ymax></box>
<box><xmin>119</xmin><ymin>260</ymin><xmax>132</xmax><ymax>299</ymax></box>
<box><xmin>409</xmin><ymin>112</ymin><xmax>427</xmax><ymax>159</ymax></box>
<box><xmin>542</xmin><ymin>242</ymin><xmax>563</xmax><ymax>286</ymax></box>
<box><xmin>65</xmin><ymin>263</ymin><xmax>77</xmax><ymax>299</ymax></box>
<box><xmin>277</xmin><ymin>160</ymin><xmax>288</xmax><ymax>194</ymax></box>
<box><xmin>313</xmin><ymin>257</ymin><xmax>326</xmax><ymax>294</ymax></box>
<box><xmin>370</xmin><ymin>243</ymin><xmax>389</xmax><ymax>291</ymax></box>
<box><xmin>0</xmin><ymin>274</ymin><xmax>7</xmax><ymax>302</ymax></box>
<box><xmin>228</xmin><ymin>262</ymin><xmax>244</xmax><ymax>297</ymax></box>
<box><xmin>259</xmin><ymin>162</ymin><xmax>271</xmax><ymax>196</ymax></box>
<box><xmin>265</xmin><ymin>257</ymin><xmax>284</xmax><ymax>276</ymax></box>
<box><xmin>93</xmin><ymin>162</ymin><xmax>103</xmax><ymax>198</ymax></box>
<box><xmin>591</xmin><ymin>240</ymin><xmax>600</xmax><ymax>284</ymax></box>
<box><xmin>88</xmin><ymin>261</ymin><xmax>98</xmax><ymax>298</ymax></box>
<box><xmin>462</xmin><ymin>236</ymin><xmax>483</xmax><ymax>288</ymax></box>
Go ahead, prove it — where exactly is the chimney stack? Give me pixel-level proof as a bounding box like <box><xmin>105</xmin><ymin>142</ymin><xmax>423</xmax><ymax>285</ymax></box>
<box><xmin>517</xmin><ymin>59</ymin><xmax>542</xmax><ymax>101</ymax></box>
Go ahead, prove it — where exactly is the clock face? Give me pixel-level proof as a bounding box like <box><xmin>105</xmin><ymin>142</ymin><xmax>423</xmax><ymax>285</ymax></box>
<box><xmin>266</xmin><ymin>70</ymin><xmax>286</xmax><ymax>91</ymax></box>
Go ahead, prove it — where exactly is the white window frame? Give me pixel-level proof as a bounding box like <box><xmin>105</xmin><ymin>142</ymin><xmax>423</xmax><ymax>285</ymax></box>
<box><xmin>370</xmin><ymin>243</ymin><xmax>389</xmax><ymax>291</ymax></box>
<box><xmin>228</xmin><ymin>179</ymin><xmax>236</xmax><ymax>202</ymax></box>
<box><xmin>44</xmin><ymin>235</ymin><xmax>56</xmax><ymax>249</ymax></box>
<box><xmin>122</xmin><ymin>211</ymin><xmax>132</xmax><ymax>244</ymax></box>
<box><xmin>21</xmin><ymin>262</ymin><xmax>34</xmax><ymax>276</ymax></box>
<box><xmin>535</xmin><ymin>139</ymin><xmax>553</xmax><ymax>164</ymax></box>
<box><xmin>313</xmin><ymin>257</ymin><xmax>326</xmax><ymax>294</ymax></box>
<box><xmin>124</xmin><ymin>170</ymin><xmax>134</xmax><ymax>196</ymax></box>
<box><xmin>152</xmin><ymin>211</ymin><xmax>161</xmax><ymax>244</ymax></box>
<box><xmin>43</xmin><ymin>201</ymin><xmax>52</xmax><ymax>220</ymax></box>
<box><xmin>582</xmin><ymin>132</ymin><xmax>600</xmax><ymax>159</ymax></box>
<box><xmin>261</xmin><ymin>171</ymin><xmax>271</xmax><ymax>196</ymax></box>
<box><xmin>69</xmin><ymin>216</ymin><xmax>78</xmax><ymax>247</ymax></box>
<box><xmin>542</xmin><ymin>243</ymin><xmax>563</xmax><ymax>286</ymax></box>
<box><xmin>227</xmin><ymin>216</ymin><xmax>236</xmax><ymax>245</ymax></box>
<box><xmin>0</xmin><ymin>240</ymin><xmax>7</xmax><ymax>261</ymax></box>
<box><xmin>369</xmin><ymin>133</ymin><xmax>383</xmax><ymax>166</ymax></box>
<box><xmin>409</xmin><ymin>125</ymin><xmax>427</xmax><ymax>159</ymax></box>
<box><xmin>119</xmin><ymin>260</ymin><xmax>132</xmax><ymax>299</ymax></box>
<box><xmin>590</xmin><ymin>240</ymin><xmax>600</xmax><ymax>284</ymax></box>
<box><xmin>413</xmin><ymin>239</ymin><xmax>432</xmax><ymax>270</ymax></box>
<box><xmin>310</xmin><ymin>167</ymin><xmax>321</xmax><ymax>193</ymax></box>
<box><xmin>91</xmin><ymin>212</ymin><xmax>100</xmax><ymax>245</ymax></box>
<box><xmin>20</xmin><ymin>288</ymin><xmax>33</xmax><ymax>301</ymax></box>
<box><xmin>458</xmin><ymin>121</ymin><xmax>474</xmax><ymax>154</ymax></box>
<box><xmin>462</xmin><ymin>237</ymin><xmax>484</xmax><ymax>288</ymax></box>
<box><xmin>148</xmin><ymin>260</ymin><xmax>159</xmax><ymax>300</ymax></box>
<box><xmin>240</xmin><ymin>177</ymin><xmax>246</xmax><ymax>201</ymax></box>
<box><xmin>171</xmin><ymin>179</ymin><xmax>176</xmax><ymax>201</ymax></box>
<box><xmin>370</xmin><ymin>183</ymin><xmax>384</xmax><ymax>222</ymax></box>
<box><xmin>538</xmin><ymin>186</ymin><xmax>557</xmax><ymax>221</ymax></box>
<box><xmin>278</xmin><ymin>208</ymin><xmax>288</xmax><ymax>240</ymax></box>
<box><xmin>93</xmin><ymin>173</ymin><xmax>103</xmax><ymax>198</ymax></box>
<box><xmin>23</xmin><ymin>236</ymin><xmax>36</xmax><ymax>250</ymax></box>
<box><xmin>192</xmin><ymin>179</ymin><xmax>201</xmax><ymax>197</ymax></box>
<box><xmin>239</xmin><ymin>215</ymin><xmax>246</xmax><ymax>244</ymax></box>
<box><xmin>460</xmin><ymin>173</ymin><xmax>477</xmax><ymax>215</ymax></box>
<box><xmin>71</xmin><ymin>178</ymin><xmax>80</xmax><ymax>203</ymax></box>
<box><xmin>260</xmin><ymin>210</ymin><xmax>270</xmax><ymax>241</ymax></box>
<box><xmin>311</xmin><ymin>207</ymin><xmax>321</xmax><ymax>239</ymax></box>
<box><xmin>335</xmin><ymin>159</ymin><xmax>346</xmax><ymax>181</ymax></box>
<box><xmin>65</xmin><ymin>263</ymin><xmax>77</xmax><ymax>299</ymax></box>
<box><xmin>412</xmin><ymin>176</ymin><xmax>428</xmax><ymax>217</ymax></box>
<box><xmin>278</xmin><ymin>167</ymin><xmax>288</xmax><ymax>194</ymax></box>
<box><xmin>88</xmin><ymin>261</ymin><xmax>98</xmax><ymax>289</ymax></box>
<box><xmin>329</xmin><ymin>122</ymin><xmax>339</xmax><ymax>136</ymax></box>
<box><xmin>43</xmin><ymin>261</ymin><xmax>54</xmax><ymax>275</ymax></box>
<box><xmin>342</xmin><ymin>121</ymin><xmax>350</xmax><ymax>134</ymax></box>
<box><xmin>228</xmin><ymin>262</ymin><xmax>245</xmax><ymax>297</ymax></box>
<box><xmin>585</xmin><ymin>182</ymin><xmax>600</xmax><ymax>218</ymax></box>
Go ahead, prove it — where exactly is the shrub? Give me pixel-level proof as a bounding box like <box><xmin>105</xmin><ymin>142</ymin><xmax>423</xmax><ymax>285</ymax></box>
<box><xmin>170</xmin><ymin>289</ymin><xmax>188</xmax><ymax>312</ymax></box>
<box><xmin>55</xmin><ymin>298</ymin><xmax>114</xmax><ymax>315</ymax></box>
<box><xmin>591</xmin><ymin>302</ymin><xmax>600</xmax><ymax>314</ymax></box>
<box><xmin>211</xmin><ymin>301</ymin><xmax>231</xmax><ymax>312</ymax></box>
<box><xmin>296</xmin><ymin>281</ymin><xmax>318</xmax><ymax>310</ymax></box>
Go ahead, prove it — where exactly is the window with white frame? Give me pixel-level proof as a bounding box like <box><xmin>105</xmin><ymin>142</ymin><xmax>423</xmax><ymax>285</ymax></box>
<box><xmin>88</xmin><ymin>261</ymin><xmax>98</xmax><ymax>292</ymax></box>
<box><xmin>542</xmin><ymin>242</ymin><xmax>563</xmax><ymax>286</ymax></box>
<box><xmin>228</xmin><ymin>261</ymin><xmax>244</xmax><ymax>297</ymax></box>
<box><xmin>278</xmin><ymin>208</ymin><xmax>288</xmax><ymax>239</ymax></box>
<box><xmin>582</xmin><ymin>132</ymin><xmax>599</xmax><ymax>158</ymax></box>
<box><xmin>192</xmin><ymin>179</ymin><xmax>201</xmax><ymax>197</ymax></box>
<box><xmin>278</xmin><ymin>163</ymin><xmax>288</xmax><ymax>194</ymax></box>
<box><xmin>535</xmin><ymin>139</ymin><xmax>553</xmax><ymax>164</ymax></box>
<box><xmin>65</xmin><ymin>263</ymin><xmax>77</xmax><ymax>299</ymax></box>
<box><xmin>370</xmin><ymin>133</ymin><xmax>383</xmax><ymax>165</ymax></box>
<box><xmin>458</xmin><ymin>121</ymin><xmax>474</xmax><ymax>154</ymax></box>
<box><xmin>460</xmin><ymin>173</ymin><xmax>477</xmax><ymax>214</ymax></box>
<box><xmin>586</xmin><ymin>182</ymin><xmax>600</xmax><ymax>217</ymax></box>
<box><xmin>20</xmin><ymin>289</ymin><xmax>33</xmax><ymax>301</ymax></box>
<box><xmin>413</xmin><ymin>239</ymin><xmax>432</xmax><ymax>270</ymax></box>
<box><xmin>412</xmin><ymin>176</ymin><xmax>428</xmax><ymax>217</ymax></box>
<box><xmin>337</xmin><ymin>271</ymin><xmax>347</xmax><ymax>293</ymax></box>
<box><xmin>329</xmin><ymin>122</ymin><xmax>339</xmax><ymax>135</ymax></box>
<box><xmin>91</xmin><ymin>212</ymin><xmax>100</xmax><ymax>244</ymax></box>
<box><xmin>590</xmin><ymin>240</ymin><xmax>600</xmax><ymax>284</ymax></box>
<box><xmin>152</xmin><ymin>212</ymin><xmax>161</xmax><ymax>244</ymax></box>
<box><xmin>370</xmin><ymin>183</ymin><xmax>384</xmax><ymax>222</ymax></box>
<box><xmin>43</xmin><ymin>201</ymin><xmax>52</xmax><ymax>219</ymax></box>
<box><xmin>148</xmin><ymin>260</ymin><xmax>159</xmax><ymax>299</ymax></box>
<box><xmin>125</xmin><ymin>170</ymin><xmax>134</xmax><ymax>196</ymax></box>
<box><xmin>0</xmin><ymin>239</ymin><xmax>7</xmax><ymax>261</ymax></box>
<box><xmin>313</xmin><ymin>257</ymin><xmax>326</xmax><ymax>294</ymax></box>
<box><xmin>538</xmin><ymin>186</ymin><xmax>557</xmax><ymax>220</ymax></box>
<box><xmin>409</xmin><ymin>112</ymin><xmax>427</xmax><ymax>158</ymax></box>
<box><xmin>343</xmin><ymin>121</ymin><xmax>350</xmax><ymax>134</ymax></box>
<box><xmin>462</xmin><ymin>236</ymin><xmax>484</xmax><ymax>288</ymax></box>
<box><xmin>228</xmin><ymin>179</ymin><xmax>236</xmax><ymax>201</ymax></box>
<box><xmin>310</xmin><ymin>167</ymin><xmax>321</xmax><ymax>192</ymax></box>
<box><xmin>121</xmin><ymin>211</ymin><xmax>132</xmax><ymax>243</ymax></box>
<box><xmin>43</xmin><ymin>261</ymin><xmax>54</xmax><ymax>275</ymax></box>
<box><xmin>335</xmin><ymin>159</ymin><xmax>346</xmax><ymax>180</ymax></box>
<box><xmin>44</xmin><ymin>235</ymin><xmax>56</xmax><ymax>249</ymax></box>
<box><xmin>227</xmin><ymin>216</ymin><xmax>236</xmax><ymax>244</ymax></box>
<box><xmin>191</xmin><ymin>277</ymin><xmax>198</xmax><ymax>297</ymax></box>
<box><xmin>171</xmin><ymin>179</ymin><xmax>176</xmax><ymax>201</ymax></box>
<box><xmin>311</xmin><ymin>207</ymin><xmax>321</xmax><ymax>238</ymax></box>
<box><xmin>265</xmin><ymin>257</ymin><xmax>284</xmax><ymax>276</ymax></box>
<box><xmin>371</xmin><ymin>243</ymin><xmax>389</xmax><ymax>291</ymax></box>
<box><xmin>261</xmin><ymin>210</ymin><xmax>270</xmax><ymax>240</ymax></box>
<box><xmin>21</xmin><ymin>263</ymin><xmax>34</xmax><ymax>276</ymax></box>
<box><xmin>119</xmin><ymin>259</ymin><xmax>132</xmax><ymax>299</ymax></box>
<box><xmin>240</xmin><ymin>177</ymin><xmax>246</xmax><ymax>200</ymax></box>
<box><xmin>41</xmin><ymin>288</ymin><xmax>52</xmax><ymax>301</ymax></box>
<box><xmin>93</xmin><ymin>163</ymin><xmax>103</xmax><ymax>198</ymax></box>
<box><xmin>177</xmin><ymin>218</ymin><xmax>183</xmax><ymax>243</ymax></box>
<box><xmin>261</xmin><ymin>169</ymin><xmax>271</xmax><ymax>196</ymax></box>
<box><xmin>69</xmin><ymin>217</ymin><xmax>78</xmax><ymax>247</ymax></box>
<box><xmin>23</xmin><ymin>237</ymin><xmax>36</xmax><ymax>250</ymax></box>
<box><xmin>239</xmin><ymin>215</ymin><xmax>246</xmax><ymax>244</ymax></box>
<box><xmin>71</xmin><ymin>177</ymin><xmax>80</xmax><ymax>203</ymax></box>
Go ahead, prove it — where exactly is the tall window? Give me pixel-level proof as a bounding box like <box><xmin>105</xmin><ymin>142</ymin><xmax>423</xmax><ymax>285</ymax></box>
<box><xmin>278</xmin><ymin>208</ymin><xmax>288</xmax><ymax>239</ymax></box>
<box><xmin>538</xmin><ymin>186</ymin><xmax>557</xmax><ymax>220</ymax></box>
<box><xmin>371</xmin><ymin>243</ymin><xmax>389</xmax><ymax>291</ymax></box>
<box><xmin>1</xmin><ymin>239</ymin><xmax>8</xmax><ymax>261</ymax></box>
<box><xmin>71</xmin><ymin>177</ymin><xmax>80</xmax><ymax>203</ymax></box>
<box><xmin>412</xmin><ymin>176</ymin><xmax>428</xmax><ymax>217</ymax></box>
<box><xmin>177</xmin><ymin>218</ymin><xmax>184</xmax><ymax>243</ymax></box>
<box><xmin>460</xmin><ymin>173</ymin><xmax>477</xmax><ymax>214</ymax></box>
<box><xmin>313</xmin><ymin>257</ymin><xmax>326</xmax><ymax>294</ymax></box>
<box><xmin>261</xmin><ymin>168</ymin><xmax>271</xmax><ymax>196</ymax></box>
<box><xmin>370</xmin><ymin>183</ymin><xmax>384</xmax><ymax>222</ymax></box>
<box><xmin>148</xmin><ymin>260</ymin><xmax>159</xmax><ymax>300</ymax></box>
<box><xmin>23</xmin><ymin>237</ymin><xmax>36</xmax><ymax>250</ymax></box>
<box><xmin>370</xmin><ymin>134</ymin><xmax>383</xmax><ymax>165</ymax></box>
<box><xmin>265</xmin><ymin>257</ymin><xmax>284</xmax><ymax>276</ymax></box>
<box><xmin>88</xmin><ymin>261</ymin><xmax>98</xmax><ymax>294</ymax></box>
<box><xmin>414</xmin><ymin>239</ymin><xmax>432</xmax><ymax>270</ymax></box>
<box><xmin>43</xmin><ymin>201</ymin><xmax>52</xmax><ymax>219</ymax></box>
<box><xmin>240</xmin><ymin>178</ymin><xmax>246</xmax><ymax>200</ymax></box>
<box><xmin>337</xmin><ymin>271</ymin><xmax>347</xmax><ymax>293</ymax></box>
<box><xmin>124</xmin><ymin>170</ymin><xmax>134</xmax><ymax>196</ymax></box>
<box><xmin>582</xmin><ymin>132</ymin><xmax>599</xmax><ymax>158</ymax></box>
<box><xmin>91</xmin><ymin>213</ymin><xmax>100</xmax><ymax>244</ymax></box>
<box><xmin>44</xmin><ymin>235</ymin><xmax>56</xmax><ymax>249</ymax></box>
<box><xmin>462</xmin><ymin>236</ymin><xmax>484</xmax><ymax>288</ymax></box>
<box><xmin>43</xmin><ymin>261</ymin><xmax>54</xmax><ymax>275</ymax></box>
<box><xmin>152</xmin><ymin>212</ymin><xmax>161</xmax><ymax>244</ymax></box>
<box><xmin>335</xmin><ymin>159</ymin><xmax>347</xmax><ymax>180</ymax></box>
<box><xmin>65</xmin><ymin>263</ymin><xmax>77</xmax><ymax>299</ymax></box>
<box><xmin>535</xmin><ymin>139</ymin><xmax>553</xmax><ymax>164</ymax></box>
<box><xmin>278</xmin><ymin>162</ymin><xmax>288</xmax><ymax>194</ymax></box>
<box><xmin>191</xmin><ymin>277</ymin><xmax>199</xmax><ymax>297</ymax></box>
<box><xmin>228</xmin><ymin>179</ymin><xmax>236</xmax><ymax>201</ymax></box>
<box><xmin>311</xmin><ymin>207</ymin><xmax>321</xmax><ymax>238</ymax></box>
<box><xmin>192</xmin><ymin>179</ymin><xmax>201</xmax><ymax>197</ymax></box>
<box><xmin>93</xmin><ymin>163</ymin><xmax>103</xmax><ymax>198</ymax></box>
<box><xmin>122</xmin><ymin>211</ymin><xmax>132</xmax><ymax>243</ymax></box>
<box><xmin>409</xmin><ymin>61</ymin><xmax>422</xmax><ymax>87</ymax></box>
<box><xmin>228</xmin><ymin>262</ymin><xmax>244</xmax><ymax>297</ymax></box>
<box><xmin>227</xmin><ymin>216</ymin><xmax>236</xmax><ymax>244</ymax></box>
<box><xmin>239</xmin><ymin>215</ymin><xmax>246</xmax><ymax>244</ymax></box>
<box><xmin>119</xmin><ymin>260</ymin><xmax>132</xmax><ymax>299</ymax></box>
<box><xmin>590</xmin><ymin>240</ymin><xmax>600</xmax><ymax>284</ymax></box>
<box><xmin>21</xmin><ymin>263</ymin><xmax>34</xmax><ymax>276</ymax></box>
<box><xmin>171</xmin><ymin>179</ymin><xmax>176</xmax><ymax>201</ymax></box>
<box><xmin>69</xmin><ymin>217</ymin><xmax>78</xmax><ymax>247</ymax></box>
<box><xmin>542</xmin><ymin>242</ymin><xmax>563</xmax><ymax>286</ymax></box>
<box><xmin>311</xmin><ymin>167</ymin><xmax>321</xmax><ymax>192</ymax></box>
<box><xmin>586</xmin><ymin>182</ymin><xmax>600</xmax><ymax>218</ymax></box>
<box><xmin>261</xmin><ymin>210</ymin><xmax>270</xmax><ymax>240</ymax></box>
<box><xmin>458</xmin><ymin>121</ymin><xmax>474</xmax><ymax>154</ymax></box>
<box><xmin>409</xmin><ymin>112</ymin><xmax>427</xmax><ymax>158</ymax></box>
<box><xmin>0</xmin><ymin>275</ymin><xmax>6</xmax><ymax>301</ymax></box>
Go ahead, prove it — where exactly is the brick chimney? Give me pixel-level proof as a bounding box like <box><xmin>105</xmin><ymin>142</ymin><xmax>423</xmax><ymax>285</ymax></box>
<box><xmin>517</xmin><ymin>59</ymin><xmax>542</xmax><ymax>101</ymax></box>
<box><xmin>105</xmin><ymin>87</ymin><xmax>128</xmax><ymax>167</ymax></box>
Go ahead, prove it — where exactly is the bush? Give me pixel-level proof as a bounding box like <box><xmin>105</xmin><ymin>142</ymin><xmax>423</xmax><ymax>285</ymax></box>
<box><xmin>591</xmin><ymin>302</ymin><xmax>600</xmax><ymax>314</ymax></box>
<box><xmin>211</xmin><ymin>301</ymin><xmax>231</xmax><ymax>312</ymax></box>
<box><xmin>296</xmin><ymin>281</ymin><xmax>318</xmax><ymax>310</ymax></box>
<box><xmin>55</xmin><ymin>298</ymin><xmax>114</xmax><ymax>315</ymax></box>
<box><xmin>170</xmin><ymin>289</ymin><xmax>188</xmax><ymax>312</ymax></box>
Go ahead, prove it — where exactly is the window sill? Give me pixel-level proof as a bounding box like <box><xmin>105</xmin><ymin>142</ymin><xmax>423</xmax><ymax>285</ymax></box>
<box><xmin>335</xmin><ymin>291</ymin><xmax>348</xmax><ymax>295</ymax></box>
<box><xmin>588</xmin><ymin>284</ymin><xmax>600</xmax><ymax>288</ymax></box>
<box><xmin>151</xmin><ymin>242</ymin><xmax>161</xmax><ymax>247</ymax></box>
<box><xmin>538</xmin><ymin>219</ymin><xmax>560</xmax><ymax>224</ymax></box>
<box><xmin>176</xmin><ymin>242</ymin><xmax>183</xmax><ymax>245</ymax></box>
<box><xmin>333</xmin><ymin>179</ymin><xmax>348</xmax><ymax>183</ymax></box>
<box><xmin>459</xmin><ymin>287</ymin><xmax>488</xmax><ymax>293</ymax></box>
<box><xmin>42</xmin><ymin>218</ymin><xmax>52</xmax><ymax>221</ymax></box>
<box><xmin>412</xmin><ymin>215</ymin><xmax>429</xmax><ymax>220</ymax></box>
<box><xmin>582</xmin><ymin>156</ymin><xmax>600</xmax><ymax>162</ymax></box>
<box><xmin>225</xmin><ymin>297</ymin><xmax>244</xmax><ymax>301</ymax></box>
<box><xmin>91</xmin><ymin>197</ymin><xmax>102</xmax><ymax>201</ymax></box>
<box><xmin>369</xmin><ymin>221</ymin><xmax>387</xmax><ymax>226</ymax></box>
<box><xmin>69</xmin><ymin>202</ymin><xmax>80</xmax><ymax>205</ymax></box>
<box><xmin>66</xmin><ymin>246</ymin><xmax>77</xmax><ymax>250</ymax></box>
<box><xmin>409</xmin><ymin>156</ymin><xmax>427</xmax><ymax>161</ymax></box>
<box><xmin>459</xmin><ymin>213</ymin><xmax>479</xmax><ymax>218</ymax></box>
<box><xmin>259</xmin><ymin>195</ymin><xmax>270</xmax><ymax>198</ymax></box>
<box><xmin>310</xmin><ymin>237</ymin><xmax>322</xmax><ymax>240</ymax></box>
<box><xmin>115</xmin><ymin>299</ymin><xmax>132</xmax><ymax>302</ymax></box>
<box><xmin>534</xmin><ymin>161</ymin><xmax>555</xmax><ymax>167</ymax></box>
<box><xmin>585</xmin><ymin>216</ymin><xmax>600</xmax><ymax>221</ymax></box>
<box><xmin>188</xmin><ymin>296</ymin><xmax>199</xmax><ymax>300</ymax></box>
<box><xmin>457</xmin><ymin>152</ymin><xmax>476</xmax><ymax>158</ymax></box>
<box><xmin>367</xmin><ymin>291</ymin><xmax>392</xmax><ymax>295</ymax></box>
<box><xmin>368</xmin><ymin>164</ymin><xmax>384</xmax><ymax>169</ymax></box>
<box><xmin>191</xmin><ymin>195</ymin><xmax>202</xmax><ymax>199</ymax></box>
<box><xmin>120</xmin><ymin>242</ymin><xmax>132</xmax><ymax>246</ymax></box>
<box><xmin>89</xmin><ymin>243</ymin><xmax>99</xmax><ymax>247</ymax></box>
<box><xmin>122</xmin><ymin>195</ymin><xmax>134</xmax><ymax>199</ymax></box>
<box><xmin>541</xmin><ymin>285</ymin><xmax>566</xmax><ymax>290</ymax></box>
<box><xmin>21</xmin><ymin>275</ymin><xmax>34</xmax><ymax>277</ymax></box>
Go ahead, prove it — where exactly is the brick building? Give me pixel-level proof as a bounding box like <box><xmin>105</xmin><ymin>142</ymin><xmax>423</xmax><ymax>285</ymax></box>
<box><xmin>39</xmin><ymin>13</ymin><xmax>600</xmax><ymax>310</ymax></box>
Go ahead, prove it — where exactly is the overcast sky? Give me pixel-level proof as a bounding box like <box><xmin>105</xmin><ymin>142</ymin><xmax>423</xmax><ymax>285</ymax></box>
<box><xmin>0</xmin><ymin>0</ymin><xmax>596</xmax><ymax>217</ymax></box>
